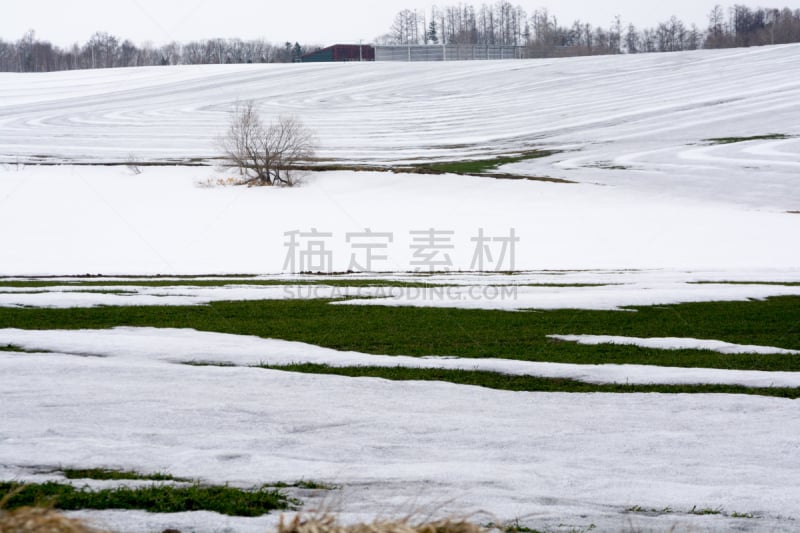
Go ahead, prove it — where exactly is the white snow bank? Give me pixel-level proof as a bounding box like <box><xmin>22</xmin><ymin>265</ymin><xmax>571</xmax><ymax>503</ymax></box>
<box><xmin>2</xmin><ymin>327</ymin><xmax>798</xmax><ymax>388</ymax></box>
<box><xmin>550</xmin><ymin>335</ymin><xmax>800</xmax><ymax>355</ymax></box>
<box><xmin>1</xmin><ymin>340</ymin><xmax>799</xmax><ymax>532</ymax></box>
<box><xmin>335</xmin><ymin>281</ymin><xmax>800</xmax><ymax>311</ymax></box>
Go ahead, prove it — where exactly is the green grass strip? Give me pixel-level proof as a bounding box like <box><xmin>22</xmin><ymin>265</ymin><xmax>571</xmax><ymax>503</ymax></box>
<box><xmin>0</xmin><ymin>344</ymin><xmax>45</xmax><ymax>354</ymax></box>
<box><xmin>61</xmin><ymin>468</ymin><xmax>185</xmax><ymax>482</ymax></box>
<box><xmin>690</xmin><ymin>281</ymin><xmax>800</xmax><ymax>286</ymax></box>
<box><xmin>413</xmin><ymin>150</ymin><xmax>558</xmax><ymax>175</ymax></box>
<box><xmin>259</xmin><ymin>364</ymin><xmax>800</xmax><ymax>399</ymax></box>
<box><xmin>706</xmin><ymin>134</ymin><xmax>790</xmax><ymax>144</ymax></box>
<box><xmin>0</xmin><ymin>279</ymin><xmax>608</xmax><ymax>290</ymax></box>
<box><xmin>0</xmin><ymin>279</ymin><xmax>451</xmax><ymax>289</ymax></box>
<box><xmin>0</xmin><ymin>481</ymin><xmax>294</xmax><ymax>517</ymax></box>
<box><xmin>0</xmin><ymin>297</ymin><xmax>798</xmax><ymax>371</ymax></box>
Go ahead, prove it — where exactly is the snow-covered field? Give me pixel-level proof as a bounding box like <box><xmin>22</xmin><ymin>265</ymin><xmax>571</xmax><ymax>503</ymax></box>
<box><xmin>0</xmin><ymin>165</ymin><xmax>798</xmax><ymax>275</ymax></box>
<box><xmin>1</xmin><ymin>45</ymin><xmax>799</xmax><ymax>532</ymax></box>
<box><xmin>3</xmin><ymin>335</ymin><xmax>800</xmax><ymax>533</ymax></box>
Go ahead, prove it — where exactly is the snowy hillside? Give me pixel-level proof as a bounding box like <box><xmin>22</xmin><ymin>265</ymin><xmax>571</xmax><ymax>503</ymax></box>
<box><xmin>1</xmin><ymin>44</ymin><xmax>799</xmax><ymax>210</ymax></box>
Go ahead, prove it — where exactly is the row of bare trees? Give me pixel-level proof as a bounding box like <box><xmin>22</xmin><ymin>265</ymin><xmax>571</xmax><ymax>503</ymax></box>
<box><xmin>383</xmin><ymin>3</ymin><xmax>529</xmax><ymax>46</ymax></box>
<box><xmin>384</xmin><ymin>3</ymin><xmax>800</xmax><ymax>56</ymax></box>
<box><xmin>0</xmin><ymin>31</ymin><xmax>314</xmax><ymax>73</ymax></box>
<box><xmin>3</xmin><ymin>4</ymin><xmax>799</xmax><ymax>72</ymax></box>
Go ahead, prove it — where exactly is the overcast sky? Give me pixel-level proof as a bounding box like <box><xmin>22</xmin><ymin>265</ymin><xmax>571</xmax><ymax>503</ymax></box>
<box><xmin>3</xmin><ymin>1</ymin><xmax>797</xmax><ymax>46</ymax></box>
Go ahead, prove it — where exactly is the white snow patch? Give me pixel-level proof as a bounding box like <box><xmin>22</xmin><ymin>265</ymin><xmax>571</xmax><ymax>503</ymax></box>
<box><xmin>335</xmin><ymin>281</ymin><xmax>800</xmax><ymax>311</ymax></box>
<box><xmin>550</xmin><ymin>335</ymin><xmax>800</xmax><ymax>355</ymax></box>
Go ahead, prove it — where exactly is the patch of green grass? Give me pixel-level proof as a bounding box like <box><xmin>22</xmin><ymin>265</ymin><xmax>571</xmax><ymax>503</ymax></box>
<box><xmin>0</xmin><ymin>290</ymin><xmax>55</xmax><ymax>295</ymax></box>
<box><xmin>706</xmin><ymin>134</ymin><xmax>790</xmax><ymax>144</ymax></box>
<box><xmin>514</xmin><ymin>283</ymin><xmax>615</xmax><ymax>288</ymax></box>
<box><xmin>487</xmin><ymin>519</ymin><xmax>545</xmax><ymax>533</ymax></box>
<box><xmin>256</xmin><ymin>364</ymin><xmax>800</xmax><ymax>398</ymax></box>
<box><xmin>0</xmin><ymin>279</ymin><xmax>454</xmax><ymax>289</ymax></box>
<box><xmin>291</xmin><ymin>156</ymin><xmax>573</xmax><ymax>182</ymax></box>
<box><xmin>626</xmin><ymin>505</ymin><xmax>673</xmax><ymax>515</ymax></box>
<box><xmin>0</xmin><ymin>481</ymin><xmax>294</xmax><ymax>517</ymax></box>
<box><xmin>628</xmin><ymin>505</ymin><xmax>749</xmax><ymax>518</ymax></box>
<box><xmin>587</xmin><ymin>162</ymin><xmax>631</xmax><ymax>171</ymax></box>
<box><xmin>0</xmin><ymin>344</ymin><xmax>42</xmax><ymax>354</ymax></box>
<box><xmin>629</xmin><ymin>505</ymin><xmax>756</xmax><ymax>519</ymax></box>
<box><xmin>61</xmin><ymin>468</ymin><xmax>186</xmax><ymax>482</ymax></box>
<box><xmin>184</xmin><ymin>360</ymin><xmax>238</xmax><ymax>367</ymax></box>
<box><xmin>0</xmin><ymin>296</ymin><xmax>798</xmax><ymax>371</ymax></box>
<box><xmin>413</xmin><ymin>150</ymin><xmax>558</xmax><ymax>175</ymax></box>
<box><xmin>271</xmin><ymin>479</ymin><xmax>338</xmax><ymax>490</ymax></box>
<box><xmin>707</xmin><ymin>280</ymin><xmax>800</xmax><ymax>286</ymax></box>
<box><xmin>689</xmin><ymin>505</ymin><xmax>723</xmax><ymax>515</ymax></box>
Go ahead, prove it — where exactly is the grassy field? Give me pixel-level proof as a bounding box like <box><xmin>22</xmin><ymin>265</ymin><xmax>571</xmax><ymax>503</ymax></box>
<box><xmin>2</xmin><ymin>286</ymin><xmax>798</xmax><ymax>528</ymax></box>
<box><xmin>1</xmin><ymin>294</ymin><xmax>798</xmax><ymax>372</ymax></box>
<box><xmin>2</xmin><ymin>280</ymin><xmax>799</xmax><ymax>398</ymax></box>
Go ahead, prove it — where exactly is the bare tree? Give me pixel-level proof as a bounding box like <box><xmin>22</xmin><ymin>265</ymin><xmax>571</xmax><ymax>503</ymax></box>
<box><xmin>219</xmin><ymin>101</ymin><xmax>315</xmax><ymax>187</ymax></box>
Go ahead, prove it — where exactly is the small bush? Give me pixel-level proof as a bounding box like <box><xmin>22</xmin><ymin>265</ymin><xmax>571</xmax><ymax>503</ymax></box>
<box><xmin>218</xmin><ymin>100</ymin><xmax>316</xmax><ymax>187</ymax></box>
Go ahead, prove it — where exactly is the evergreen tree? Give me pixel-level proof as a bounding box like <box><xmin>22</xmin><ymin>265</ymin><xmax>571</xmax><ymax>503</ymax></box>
<box><xmin>292</xmin><ymin>42</ymin><xmax>303</xmax><ymax>62</ymax></box>
<box><xmin>427</xmin><ymin>20</ymin><xmax>439</xmax><ymax>44</ymax></box>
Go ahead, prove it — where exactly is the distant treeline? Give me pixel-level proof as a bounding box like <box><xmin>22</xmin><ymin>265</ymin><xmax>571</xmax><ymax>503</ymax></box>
<box><xmin>2</xmin><ymin>3</ymin><xmax>800</xmax><ymax>73</ymax></box>
<box><xmin>384</xmin><ymin>3</ymin><xmax>800</xmax><ymax>56</ymax></box>
<box><xmin>0</xmin><ymin>33</ymin><xmax>316</xmax><ymax>72</ymax></box>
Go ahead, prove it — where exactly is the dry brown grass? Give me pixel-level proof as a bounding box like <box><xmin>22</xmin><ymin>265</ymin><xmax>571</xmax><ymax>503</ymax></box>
<box><xmin>0</xmin><ymin>486</ymin><xmax>104</xmax><ymax>533</ymax></box>
<box><xmin>0</xmin><ymin>509</ymin><xmax>488</xmax><ymax>533</ymax></box>
<box><xmin>1</xmin><ymin>493</ymin><xmax>489</xmax><ymax>533</ymax></box>
<box><xmin>278</xmin><ymin>515</ymin><xmax>486</xmax><ymax>533</ymax></box>
<box><xmin>0</xmin><ymin>506</ymin><xmax>103</xmax><ymax>533</ymax></box>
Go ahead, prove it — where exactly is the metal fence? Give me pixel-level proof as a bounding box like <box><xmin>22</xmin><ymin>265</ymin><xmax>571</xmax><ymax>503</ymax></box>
<box><xmin>375</xmin><ymin>45</ymin><xmax>523</xmax><ymax>62</ymax></box>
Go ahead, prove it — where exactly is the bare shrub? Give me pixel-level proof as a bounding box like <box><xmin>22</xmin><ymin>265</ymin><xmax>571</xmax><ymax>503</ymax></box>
<box><xmin>218</xmin><ymin>101</ymin><xmax>316</xmax><ymax>187</ymax></box>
